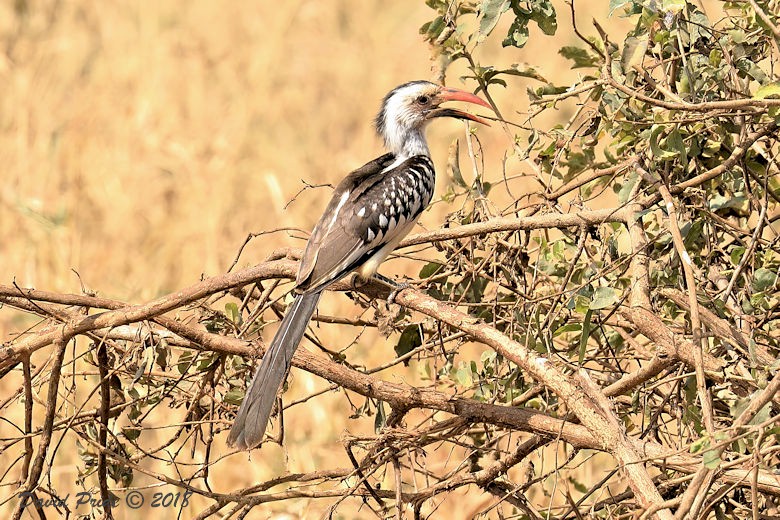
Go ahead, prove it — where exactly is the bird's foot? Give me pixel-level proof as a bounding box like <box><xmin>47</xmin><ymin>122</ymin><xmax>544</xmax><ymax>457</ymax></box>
<box><xmin>372</xmin><ymin>274</ymin><xmax>411</xmax><ymax>304</ymax></box>
<box><xmin>350</xmin><ymin>273</ymin><xmax>410</xmax><ymax>304</ymax></box>
<box><xmin>386</xmin><ymin>283</ymin><xmax>411</xmax><ymax>305</ymax></box>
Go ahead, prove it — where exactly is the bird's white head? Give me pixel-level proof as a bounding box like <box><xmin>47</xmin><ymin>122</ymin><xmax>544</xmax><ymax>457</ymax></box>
<box><xmin>375</xmin><ymin>81</ymin><xmax>492</xmax><ymax>159</ymax></box>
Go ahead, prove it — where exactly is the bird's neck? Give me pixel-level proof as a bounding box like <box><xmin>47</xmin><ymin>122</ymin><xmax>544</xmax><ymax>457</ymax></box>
<box><xmin>383</xmin><ymin>126</ymin><xmax>430</xmax><ymax>160</ymax></box>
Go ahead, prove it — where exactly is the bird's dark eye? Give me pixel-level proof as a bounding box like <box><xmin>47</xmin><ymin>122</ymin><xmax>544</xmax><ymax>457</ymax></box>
<box><xmin>417</xmin><ymin>95</ymin><xmax>430</xmax><ymax>105</ymax></box>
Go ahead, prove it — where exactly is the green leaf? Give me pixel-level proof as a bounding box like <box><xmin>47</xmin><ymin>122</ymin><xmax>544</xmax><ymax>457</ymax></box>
<box><xmin>455</xmin><ymin>363</ymin><xmax>473</xmax><ymax>387</ymax></box>
<box><xmin>621</xmin><ymin>35</ymin><xmax>648</xmax><ymax>72</ymax></box>
<box><xmin>649</xmin><ymin>125</ymin><xmax>677</xmax><ymax>160</ymax></box>
<box><xmin>729</xmin><ymin>246</ymin><xmax>746</xmax><ymax>266</ymax></box>
<box><xmin>123</xmin><ymin>427</ymin><xmax>141</xmax><ymax>441</ymax></box>
<box><xmin>753</xmin><ymin>268</ymin><xmax>777</xmax><ymax>291</ymax></box>
<box><xmin>709</xmin><ymin>49</ymin><xmax>722</xmax><ymax>67</ymax></box>
<box><xmin>502</xmin><ymin>0</ymin><xmax>556</xmax><ymax>46</ymax></box>
<box><xmin>395</xmin><ymin>324</ymin><xmax>423</xmax><ymax>362</ymax></box>
<box><xmin>579</xmin><ymin>309</ymin><xmax>592</xmax><ymax>364</ymax></box>
<box><xmin>498</xmin><ymin>63</ymin><xmax>549</xmax><ymax>83</ymax></box>
<box><xmin>419</xmin><ymin>262</ymin><xmax>443</xmax><ymax>279</ymax></box>
<box><xmin>554</xmin><ymin>323</ymin><xmax>581</xmax><ymax>336</ymax></box>
<box><xmin>689</xmin><ymin>435</ymin><xmax>709</xmax><ymax>454</ymax></box>
<box><xmin>559</xmin><ymin>46</ymin><xmax>599</xmax><ymax>68</ymax></box>
<box><xmin>609</xmin><ymin>0</ymin><xmax>634</xmax><ymax>16</ymax></box>
<box><xmin>754</xmin><ymin>82</ymin><xmax>780</xmax><ymax>99</ymax></box>
<box><xmin>374</xmin><ymin>401</ymin><xmax>387</xmax><ymax>433</ymax></box>
<box><xmin>735</xmin><ymin>57</ymin><xmax>768</xmax><ymax>83</ymax></box>
<box><xmin>155</xmin><ymin>341</ymin><xmax>169</xmax><ymax>370</ymax></box>
<box><xmin>568</xmin><ymin>476</ymin><xmax>588</xmax><ymax>493</ymax></box>
<box><xmin>574</xmin><ymin>294</ymin><xmax>592</xmax><ymax>314</ymax></box>
<box><xmin>478</xmin><ymin>0</ymin><xmax>511</xmax><ymax>42</ymax></box>
<box><xmin>590</xmin><ymin>287</ymin><xmax>618</xmax><ymax>310</ymax></box>
<box><xmin>665</xmin><ymin>129</ymin><xmax>688</xmax><ymax>169</ymax></box>
<box><xmin>223</xmin><ymin>388</ymin><xmax>246</xmax><ymax>406</ymax></box>
<box><xmin>420</xmin><ymin>361</ymin><xmax>432</xmax><ymax>380</ymax></box>
<box><xmin>750</xmin><ymin>402</ymin><xmax>771</xmax><ymax>425</ymax></box>
<box><xmin>197</xmin><ymin>353</ymin><xmax>219</xmax><ymax>371</ymax></box>
<box><xmin>702</xmin><ymin>447</ymin><xmax>721</xmax><ymax>469</ymax></box>
<box><xmin>709</xmin><ymin>193</ymin><xmax>747</xmax><ymax>213</ymax></box>
<box><xmin>617</xmin><ymin>171</ymin><xmax>639</xmax><ymax>203</ymax></box>
<box><xmin>421</xmin><ymin>15</ymin><xmax>446</xmax><ymax>40</ymax></box>
<box><xmin>440</xmin><ymin>184</ymin><xmax>457</xmax><ymax>203</ymax></box>
<box><xmin>225</xmin><ymin>302</ymin><xmax>241</xmax><ymax>325</ymax></box>
<box><xmin>730</xmin><ymin>29</ymin><xmax>746</xmax><ymax>44</ymax></box>
<box><xmin>177</xmin><ymin>352</ymin><xmax>195</xmax><ymax>375</ymax></box>
<box><xmin>503</xmin><ymin>17</ymin><xmax>529</xmax><ymax>47</ymax></box>
<box><xmin>531</xmin><ymin>0</ymin><xmax>557</xmax><ymax>35</ymax></box>
<box><xmin>662</xmin><ymin>0</ymin><xmax>686</xmax><ymax>13</ymax></box>
<box><xmin>731</xmin><ymin>395</ymin><xmax>772</xmax><ymax>425</ymax></box>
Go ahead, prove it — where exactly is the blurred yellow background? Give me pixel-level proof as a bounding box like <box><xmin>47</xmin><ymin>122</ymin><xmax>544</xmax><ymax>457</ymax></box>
<box><xmin>0</xmin><ymin>1</ymin><xmax>627</xmax><ymax>517</ymax></box>
<box><xmin>0</xmin><ymin>1</ymin><xmax>452</xmax><ymax>299</ymax></box>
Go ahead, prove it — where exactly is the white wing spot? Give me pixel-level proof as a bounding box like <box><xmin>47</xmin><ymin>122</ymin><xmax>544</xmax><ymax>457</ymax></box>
<box><xmin>357</xmin><ymin>207</ymin><xmax>366</xmax><ymax>218</ymax></box>
<box><xmin>366</xmin><ymin>229</ymin><xmax>375</xmax><ymax>242</ymax></box>
<box><xmin>379</xmin><ymin>214</ymin><xmax>388</xmax><ymax>228</ymax></box>
<box><xmin>372</xmin><ymin>202</ymin><xmax>378</xmax><ymax>211</ymax></box>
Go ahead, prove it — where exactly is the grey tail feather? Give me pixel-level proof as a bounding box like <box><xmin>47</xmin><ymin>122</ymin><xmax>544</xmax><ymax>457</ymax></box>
<box><xmin>227</xmin><ymin>291</ymin><xmax>321</xmax><ymax>450</ymax></box>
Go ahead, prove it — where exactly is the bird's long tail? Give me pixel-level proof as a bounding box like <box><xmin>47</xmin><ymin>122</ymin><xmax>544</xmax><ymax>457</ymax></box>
<box><xmin>227</xmin><ymin>291</ymin><xmax>321</xmax><ymax>450</ymax></box>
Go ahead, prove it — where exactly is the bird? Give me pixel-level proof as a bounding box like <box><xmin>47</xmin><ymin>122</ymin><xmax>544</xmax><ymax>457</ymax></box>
<box><xmin>227</xmin><ymin>80</ymin><xmax>493</xmax><ymax>450</ymax></box>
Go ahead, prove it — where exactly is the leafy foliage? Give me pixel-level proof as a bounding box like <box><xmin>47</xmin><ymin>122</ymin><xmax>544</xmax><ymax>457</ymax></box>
<box><xmin>414</xmin><ymin>0</ymin><xmax>780</xmax><ymax>516</ymax></box>
<box><xmin>2</xmin><ymin>0</ymin><xmax>779</xmax><ymax>518</ymax></box>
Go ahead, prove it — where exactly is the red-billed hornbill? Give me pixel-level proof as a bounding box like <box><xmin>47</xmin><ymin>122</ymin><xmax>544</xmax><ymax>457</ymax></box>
<box><xmin>228</xmin><ymin>81</ymin><xmax>492</xmax><ymax>450</ymax></box>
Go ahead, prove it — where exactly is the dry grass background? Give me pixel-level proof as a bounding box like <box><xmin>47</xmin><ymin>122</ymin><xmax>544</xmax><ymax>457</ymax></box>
<box><xmin>0</xmin><ymin>1</ymin><xmax>634</xmax><ymax>518</ymax></box>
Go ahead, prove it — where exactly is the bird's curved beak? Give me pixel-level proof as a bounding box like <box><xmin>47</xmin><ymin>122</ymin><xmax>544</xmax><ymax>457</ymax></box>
<box><xmin>430</xmin><ymin>87</ymin><xmax>494</xmax><ymax>125</ymax></box>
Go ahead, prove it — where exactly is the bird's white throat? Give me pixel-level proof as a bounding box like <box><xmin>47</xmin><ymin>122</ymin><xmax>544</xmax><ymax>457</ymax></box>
<box><xmin>384</xmin><ymin>127</ymin><xmax>429</xmax><ymax>159</ymax></box>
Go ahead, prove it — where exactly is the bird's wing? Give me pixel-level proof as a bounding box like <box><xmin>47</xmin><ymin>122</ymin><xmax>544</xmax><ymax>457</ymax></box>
<box><xmin>296</xmin><ymin>153</ymin><xmax>435</xmax><ymax>293</ymax></box>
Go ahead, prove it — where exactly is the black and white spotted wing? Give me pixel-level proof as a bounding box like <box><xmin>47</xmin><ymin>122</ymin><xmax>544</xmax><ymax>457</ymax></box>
<box><xmin>349</xmin><ymin>156</ymin><xmax>435</xmax><ymax>244</ymax></box>
<box><xmin>295</xmin><ymin>154</ymin><xmax>435</xmax><ymax>293</ymax></box>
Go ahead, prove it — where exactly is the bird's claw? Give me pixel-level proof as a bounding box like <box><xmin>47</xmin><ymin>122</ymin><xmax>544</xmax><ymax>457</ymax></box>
<box><xmin>350</xmin><ymin>273</ymin><xmax>409</xmax><ymax>303</ymax></box>
<box><xmin>386</xmin><ymin>280</ymin><xmax>411</xmax><ymax>305</ymax></box>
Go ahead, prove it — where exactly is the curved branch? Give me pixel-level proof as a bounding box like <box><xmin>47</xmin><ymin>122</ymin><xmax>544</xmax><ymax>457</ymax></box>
<box><xmin>2</xmin><ymin>266</ymin><xmax>779</xmax><ymax>502</ymax></box>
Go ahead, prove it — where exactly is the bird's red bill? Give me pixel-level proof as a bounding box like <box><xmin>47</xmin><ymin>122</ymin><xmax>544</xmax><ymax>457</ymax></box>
<box><xmin>439</xmin><ymin>87</ymin><xmax>493</xmax><ymax>111</ymax></box>
<box><xmin>437</xmin><ymin>87</ymin><xmax>493</xmax><ymax>125</ymax></box>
